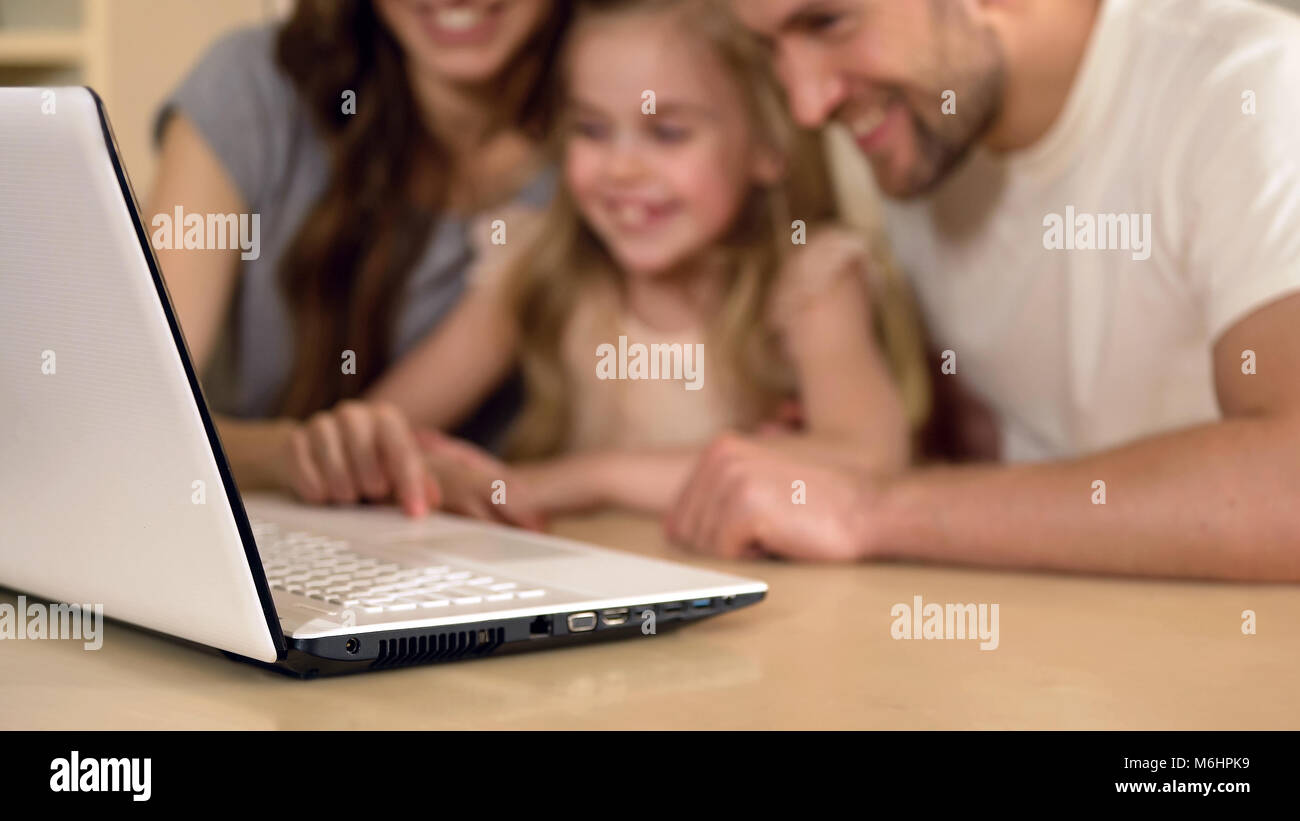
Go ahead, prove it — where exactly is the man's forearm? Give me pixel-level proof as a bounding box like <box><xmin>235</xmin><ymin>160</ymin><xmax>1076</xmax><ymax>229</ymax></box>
<box><xmin>874</xmin><ymin>416</ymin><xmax>1300</xmax><ymax>580</ymax></box>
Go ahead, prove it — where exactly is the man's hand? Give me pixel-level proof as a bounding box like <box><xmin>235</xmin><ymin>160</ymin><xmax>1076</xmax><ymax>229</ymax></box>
<box><xmin>664</xmin><ymin>434</ymin><xmax>881</xmax><ymax>561</ymax></box>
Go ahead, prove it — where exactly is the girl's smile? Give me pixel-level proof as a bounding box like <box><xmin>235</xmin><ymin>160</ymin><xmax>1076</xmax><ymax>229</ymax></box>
<box><xmin>599</xmin><ymin>194</ymin><xmax>682</xmax><ymax>234</ymax></box>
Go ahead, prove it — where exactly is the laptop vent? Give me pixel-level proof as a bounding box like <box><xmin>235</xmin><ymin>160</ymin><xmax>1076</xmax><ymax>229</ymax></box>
<box><xmin>371</xmin><ymin>627</ymin><xmax>506</xmax><ymax>670</ymax></box>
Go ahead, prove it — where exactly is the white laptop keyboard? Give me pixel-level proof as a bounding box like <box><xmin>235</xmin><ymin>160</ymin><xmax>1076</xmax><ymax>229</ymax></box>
<box><xmin>251</xmin><ymin>521</ymin><xmax>548</xmax><ymax>615</ymax></box>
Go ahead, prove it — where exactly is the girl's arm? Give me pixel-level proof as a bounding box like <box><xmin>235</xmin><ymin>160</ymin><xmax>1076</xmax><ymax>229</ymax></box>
<box><xmin>766</xmin><ymin>228</ymin><xmax>910</xmax><ymax>474</ymax></box>
<box><xmin>512</xmin><ymin>437</ymin><xmax>870</xmax><ymax>519</ymax></box>
<box><xmin>510</xmin><ymin>448</ymin><xmax>701</xmax><ymax>517</ymax></box>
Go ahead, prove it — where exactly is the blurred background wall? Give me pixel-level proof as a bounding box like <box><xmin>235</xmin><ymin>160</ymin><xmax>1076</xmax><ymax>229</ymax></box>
<box><xmin>1</xmin><ymin>0</ymin><xmax>1297</xmax><ymax>198</ymax></box>
<box><xmin>0</xmin><ymin>0</ymin><xmax>281</xmax><ymax>195</ymax></box>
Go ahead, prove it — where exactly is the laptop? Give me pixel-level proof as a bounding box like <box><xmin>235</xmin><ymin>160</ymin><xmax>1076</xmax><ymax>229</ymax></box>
<box><xmin>0</xmin><ymin>87</ymin><xmax>767</xmax><ymax>677</ymax></box>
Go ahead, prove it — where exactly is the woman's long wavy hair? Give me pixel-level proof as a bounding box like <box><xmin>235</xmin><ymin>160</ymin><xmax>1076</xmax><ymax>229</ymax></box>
<box><xmin>273</xmin><ymin>0</ymin><xmax>572</xmax><ymax>418</ymax></box>
<box><xmin>503</xmin><ymin>0</ymin><xmax>931</xmax><ymax>460</ymax></box>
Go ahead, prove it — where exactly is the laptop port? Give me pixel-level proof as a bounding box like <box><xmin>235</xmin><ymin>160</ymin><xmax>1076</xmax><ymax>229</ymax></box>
<box><xmin>691</xmin><ymin>598</ymin><xmax>712</xmax><ymax>610</ymax></box>
<box><xmin>567</xmin><ymin>612</ymin><xmax>597</xmax><ymax>632</ymax></box>
<box><xmin>344</xmin><ymin>637</ymin><xmax>360</xmax><ymax>655</ymax></box>
<box><xmin>601</xmin><ymin>608</ymin><xmax>629</xmax><ymax>626</ymax></box>
<box><xmin>529</xmin><ymin>615</ymin><xmax>552</xmax><ymax>638</ymax></box>
<box><xmin>661</xmin><ymin>602</ymin><xmax>683</xmax><ymax>615</ymax></box>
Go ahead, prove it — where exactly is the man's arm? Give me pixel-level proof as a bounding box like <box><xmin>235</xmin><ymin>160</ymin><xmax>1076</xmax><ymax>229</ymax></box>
<box><xmin>667</xmin><ymin>293</ymin><xmax>1300</xmax><ymax>580</ymax></box>
<box><xmin>879</xmin><ymin>291</ymin><xmax>1300</xmax><ymax>580</ymax></box>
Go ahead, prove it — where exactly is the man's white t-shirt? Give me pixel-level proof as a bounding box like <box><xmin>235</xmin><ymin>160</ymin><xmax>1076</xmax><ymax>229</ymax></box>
<box><xmin>884</xmin><ymin>0</ymin><xmax>1300</xmax><ymax>462</ymax></box>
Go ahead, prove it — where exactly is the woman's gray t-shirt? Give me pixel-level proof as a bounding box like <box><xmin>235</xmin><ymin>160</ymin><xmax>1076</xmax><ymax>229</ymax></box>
<box><xmin>155</xmin><ymin>25</ymin><xmax>552</xmax><ymax>444</ymax></box>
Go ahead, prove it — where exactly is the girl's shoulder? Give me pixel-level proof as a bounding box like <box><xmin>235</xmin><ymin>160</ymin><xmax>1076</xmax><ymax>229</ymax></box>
<box><xmin>784</xmin><ymin>224</ymin><xmax>873</xmax><ymax>283</ymax></box>
<box><xmin>768</xmin><ymin>224</ymin><xmax>875</xmax><ymax>324</ymax></box>
<box><xmin>465</xmin><ymin>203</ymin><xmax>552</xmax><ymax>294</ymax></box>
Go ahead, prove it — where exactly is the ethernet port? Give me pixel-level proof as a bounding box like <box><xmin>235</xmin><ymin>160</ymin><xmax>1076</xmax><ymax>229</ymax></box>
<box><xmin>529</xmin><ymin>615</ymin><xmax>552</xmax><ymax>638</ymax></box>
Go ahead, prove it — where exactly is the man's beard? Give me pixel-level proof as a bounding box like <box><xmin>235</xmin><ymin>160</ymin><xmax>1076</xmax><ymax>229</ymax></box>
<box><xmin>893</xmin><ymin>26</ymin><xmax>1006</xmax><ymax>198</ymax></box>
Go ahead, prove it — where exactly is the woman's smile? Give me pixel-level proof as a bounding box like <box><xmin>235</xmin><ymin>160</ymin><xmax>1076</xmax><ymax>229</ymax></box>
<box><xmin>414</xmin><ymin>0</ymin><xmax>508</xmax><ymax>47</ymax></box>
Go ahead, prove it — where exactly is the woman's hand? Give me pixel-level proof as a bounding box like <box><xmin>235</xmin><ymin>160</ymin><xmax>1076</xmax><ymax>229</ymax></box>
<box><xmin>271</xmin><ymin>400</ymin><xmax>441</xmax><ymax>516</ymax></box>
<box><xmin>415</xmin><ymin>430</ymin><xmax>547</xmax><ymax>530</ymax></box>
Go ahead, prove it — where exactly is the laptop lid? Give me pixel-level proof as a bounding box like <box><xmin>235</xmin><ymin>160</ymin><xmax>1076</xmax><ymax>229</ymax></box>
<box><xmin>0</xmin><ymin>87</ymin><xmax>283</xmax><ymax>662</ymax></box>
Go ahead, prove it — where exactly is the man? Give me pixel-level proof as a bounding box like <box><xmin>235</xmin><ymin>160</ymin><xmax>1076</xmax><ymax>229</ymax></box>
<box><xmin>666</xmin><ymin>0</ymin><xmax>1300</xmax><ymax>580</ymax></box>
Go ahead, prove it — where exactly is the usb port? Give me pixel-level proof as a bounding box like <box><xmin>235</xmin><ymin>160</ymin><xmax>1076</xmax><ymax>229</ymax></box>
<box><xmin>567</xmin><ymin>612</ymin><xmax>597</xmax><ymax>632</ymax></box>
<box><xmin>661</xmin><ymin>602</ymin><xmax>683</xmax><ymax>614</ymax></box>
<box><xmin>691</xmin><ymin>598</ymin><xmax>712</xmax><ymax>609</ymax></box>
<box><xmin>601</xmin><ymin>608</ymin><xmax>629</xmax><ymax>626</ymax></box>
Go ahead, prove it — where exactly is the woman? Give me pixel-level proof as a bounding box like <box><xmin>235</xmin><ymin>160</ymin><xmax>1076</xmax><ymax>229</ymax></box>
<box><xmin>147</xmin><ymin>0</ymin><xmax>569</xmax><ymax>521</ymax></box>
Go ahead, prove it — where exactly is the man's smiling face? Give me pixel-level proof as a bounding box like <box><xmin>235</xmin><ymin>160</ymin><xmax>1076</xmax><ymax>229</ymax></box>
<box><xmin>733</xmin><ymin>0</ymin><xmax>1005</xmax><ymax>198</ymax></box>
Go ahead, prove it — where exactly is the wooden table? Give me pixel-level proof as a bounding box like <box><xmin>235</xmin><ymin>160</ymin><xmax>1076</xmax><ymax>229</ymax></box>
<box><xmin>2</xmin><ymin>512</ymin><xmax>1297</xmax><ymax>729</ymax></box>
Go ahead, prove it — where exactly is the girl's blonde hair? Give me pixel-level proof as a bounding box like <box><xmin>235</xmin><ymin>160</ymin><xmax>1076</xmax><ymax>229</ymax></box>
<box><xmin>503</xmin><ymin>0</ymin><xmax>930</xmax><ymax>460</ymax></box>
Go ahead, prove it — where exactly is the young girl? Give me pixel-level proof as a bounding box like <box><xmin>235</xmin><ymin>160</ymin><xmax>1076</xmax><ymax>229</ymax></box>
<box><xmin>370</xmin><ymin>0</ymin><xmax>929</xmax><ymax>518</ymax></box>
